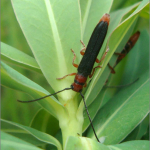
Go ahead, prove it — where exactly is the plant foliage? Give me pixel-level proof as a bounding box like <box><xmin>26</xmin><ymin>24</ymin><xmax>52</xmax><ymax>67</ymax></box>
<box><xmin>1</xmin><ymin>0</ymin><xmax>149</xmax><ymax>149</ymax></box>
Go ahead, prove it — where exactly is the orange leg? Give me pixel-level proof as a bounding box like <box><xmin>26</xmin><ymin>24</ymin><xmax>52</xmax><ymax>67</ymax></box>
<box><xmin>89</xmin><ymin>65</ymin><xmax>102</xmax><ymax>78</ymax></box>
<box><xmin>57</xmin><ymin>49</ymin><xmax>78</xmax><ymax>80</ymax></box>
<box><xmin>57</xmin><ymin>73</ymin><xmax>76</xmax><ymax>80</ymax></box>
<box><xmin>96</xmin><ymin>47</ymin><xmax>109</xmax><ymax>63</ymax></box>
<box><xmin>108</xmin><ymin>63</ymin><xmax>115</xmax><ymax>74</ymax></box>
<box><xmin>80</xmin><ymin>40</ymin><xmax>86</xmax><ymax>55</ymax></box>
<box><xmin>71</xmin><ymin>49</ymin><xmax>78</xmax><ymax>68</ymax></box>
<box><xmin>115</xmin><ymin>52</ymin><xmax>126</xmax><ymax>60</ymax></box>
<box><xmin>108</xmin><ymin>52</ymin><xmax>125</xmax><ymax>74</ymax></box>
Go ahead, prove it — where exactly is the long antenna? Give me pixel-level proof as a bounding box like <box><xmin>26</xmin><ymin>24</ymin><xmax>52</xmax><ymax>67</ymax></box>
<box><xmin>105</xmin><ymin>78</ymin><xmax>139</xmax><ymax>88</ymax></box>
<box><xmin>80</xmin><ymin>92</ymin><xmax>100</xmax><ymax>143</ymax></box>
<box><xmin>17</xmin><ymin>87</ymin><xmax>72</xmax><ymax>103</ymax></box>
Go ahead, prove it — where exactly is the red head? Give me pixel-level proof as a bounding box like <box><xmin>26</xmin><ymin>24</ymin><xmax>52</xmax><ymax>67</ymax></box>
<box><xmin>99</xmin><ymin>13</ymin><xmax>110</xmax><ymax>25</ymax></box>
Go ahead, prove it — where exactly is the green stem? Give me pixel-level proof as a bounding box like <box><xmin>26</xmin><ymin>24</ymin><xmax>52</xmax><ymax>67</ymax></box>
<box><xmin>58</xmin><ymin>97</ymin><xmax>84</xmax><ymax>149</ymax></box>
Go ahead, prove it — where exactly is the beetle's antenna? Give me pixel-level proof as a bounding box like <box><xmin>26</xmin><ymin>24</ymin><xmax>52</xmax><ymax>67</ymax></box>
<box><xmin>17</xmin><ymin>87</ymin><xmax>72</xmax><ymax>103</ymax></box>
<box><xmin>105</xmin><ymin>78</ymin><xmax>139</xmax><ymax>88</ymax></box>
<box><xmin>80</xmin><ymin>92</ymin><xmax>100</xmax><ymax>143</ymax></box>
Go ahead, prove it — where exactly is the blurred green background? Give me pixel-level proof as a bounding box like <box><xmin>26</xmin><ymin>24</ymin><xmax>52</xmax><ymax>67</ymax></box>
<box><xmin>1</xmin><ymin>0</ymin><xmax>147</xmax><ymax>127</ymax></box>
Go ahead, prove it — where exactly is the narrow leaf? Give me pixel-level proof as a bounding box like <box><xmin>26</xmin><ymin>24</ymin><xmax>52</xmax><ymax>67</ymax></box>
<box><xmin>1</xmin><ymin>42</ymin><xmax>41</xmax><ymax>73</ymax></box>
<box><xmin>108</xmin><ymin>140</ymin><xmax>149</xmax><ymax>150</ymax></box>
<box><xmin>11</xmin><ymin>0</ymin><xmax>81</xmax><ymax>101</ymax></box>
<box><xmin>30</xmin><ymin>108</ymin><xmax>59</xmax><ymax>136</ymax></box>
<box><xmin>1</xmin><ymin>131</ymin><xmax>42</xmax><ymax>150</ymax></box>
<box><xmin>1</xmin><ymin>61</ymin><xmax>64</xmax><ymax>119</ymax></box>
<box><xmin>1</xmin><ymin>119</ymin><xmax>62</xmax><ymax>150</ymax></box>
<box><xmin>87</xmin><ymin>77</ymin><xmax>149</xmax><ymax>144</ymax></box>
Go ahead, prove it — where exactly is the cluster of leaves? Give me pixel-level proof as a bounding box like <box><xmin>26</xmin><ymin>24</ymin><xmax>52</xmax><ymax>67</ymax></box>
<box><xmin>1</xmin><ymin>0</ymin><xmax>149</xmax><ymax>150</ymax></box>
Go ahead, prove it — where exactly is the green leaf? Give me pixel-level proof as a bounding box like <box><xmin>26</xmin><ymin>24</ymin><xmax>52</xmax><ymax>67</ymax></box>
<box><xmin>108</xmin><ymin>140</ymin><xmax>149</xmax><ymax>150</ymax></box>
<box><xmin>141</xmin><ymin>126</ymin><xmax>149</xmax><ymax>140</ymax></box>
<box><xmin>30</xmin><ymin>108</ymin><xmax>59</xmax><ymax>136</ymax></box>
<box><xmin>1</xmin><ymin>87</ymin><xmax>40</xmax><ymax>126</ymax></box>
<box><xmin>1</xmin><ymin>42</ymin><xmax>41</xmax><ymax>73</ymax></box>
<box><xmin>11</xmin><ymin>0</ymin><xmax>82</xmax><ymax>101</ymax></box>
<box><xmin>87</xmin><ymin>75</ymin><xmax>149</xmax><ymax>144</ymax></box>
<box><xmin>110</xmin><ymin>0</ymin><xmax>141</xmax><ymax>11</ymax></box>
<box><xmin>1</xmin><ymin>61</ymin><xmax>64</xmax><ymax>119</ymax></box>
<box><xmin>65</xmin><ymin>136</ymin><xmax>110</xmax><ymax>150</ymax></box>
<box><xmin>80</xmin><ymin>0</ymin><xmax>113</xmax><ymax>44</ymax></box>
<box><xmin>1</xmin><ymin>1</ymin><xmax>31</xmax><ymax>54</ymax></box>
<box><xmin>123</xmin><ymin>114</ymin><xmax>149</xmax><ymax>141</ymax></box>
<box><xmin>135</xmin><ymin>115</ymin><xmax>149</xmax><ymax>140</ymax></box>
<box><xmin>1</xmin><ymin>119</ymin><xmax>62</xmax><ymax>150</ymax></box>
<box><xmin>4</xmin><ymin>1</ymin><xmax>149</xmax><ymax>148</ymax></box>
<box><xmin>1</xmin><ymin>131</ymin><xmax>43</xmax><ymax>150</ymax></box>
<box><xmin>2</xmin><ymin>121</ymin><xmax>45</xmax><ymax>147</ymax></box>
<box><xmin>139</xmin><ymin>4</ymin><xmax>149</xmax><ymax>19</ymax></box>
<box><xmin>134</xmin><ymin>4</ymin><xmax>149</xmax><ymax>32</ymax></box>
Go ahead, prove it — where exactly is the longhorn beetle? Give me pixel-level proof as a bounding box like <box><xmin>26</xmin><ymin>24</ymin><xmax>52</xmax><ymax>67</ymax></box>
<box><xmin>104</xmin><ymin>31</ymin><xmax>140</xmax><ymax>88</ymax></box>
<box><xmin>18</xmin><ymin>13</ymin><xmax>110</xmax><ymax>143</ymax></box>
<box><xmin>108</xmin><ymin>31</ymin><xmax>140</xmax><ymax>74</ymax></box>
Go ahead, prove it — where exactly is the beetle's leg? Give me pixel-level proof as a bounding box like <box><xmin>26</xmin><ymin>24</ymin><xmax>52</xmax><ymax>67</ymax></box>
<box><xmin>115</xmin><ymin>52</ymin><xmax>126</xmax><ymax>60</ymax></box>
<box><xmin>71</xmin><ymin>49</ymin><xmax>78</xmax><ymax>68</ymax></box>
<box><xmin>80</xmin><ymin>40</ymin><xmax>86</xmax><ymax>55</ymax></box>
<box><xmin>104</xmin><ymin>79</ymin><xmax>108</xmax><ymax>86</ymax></box>
<box><xmin>80</xmin><ymin>40</ymin><xmax>86</xmax><ymax>47</ymax></box>
<box><xmin>108</xmin><ymin>63</ymin><xmax>115</xmax><ymax>74</ymax></box>
<box><xmin>89</xmin><ymin>66</ymin><xmax>102</xmax><ymax>78</ymax></box>
<box><xmin>107</xmin><ymin>52</ymin><xmax>125</xmax><ymax>74</ymax></box>
<box><xmin>80</xmin><ymin>47</ymin><xmax>86</xmax><ymax>55</ymax></box>
<box><xmin>107</xmin><ymin>52</ymin><xmax>126</xmax><ymax>74</ymax></box>
<box><xmin>96</xmin><ymin>47</ymin><xmax>109</xmax><ymax>63</ymax></box>
<box><xmin>57</xmin><ymin>73</ymin><xmax>76</xmax><ymax>80</ymax></box>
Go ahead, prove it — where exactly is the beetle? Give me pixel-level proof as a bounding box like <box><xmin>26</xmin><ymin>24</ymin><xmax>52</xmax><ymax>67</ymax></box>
<box><xmin>104</xmin><ymin>31</ymin><xmax>140</xmax><ymax>88</ymax></box>
<box><xmin>18</xmin><ymin>13</ymin><xmax>110</xmax><ymax>143</ymax></box>
<box><xmin>108</xmin><ymin>31</ymin><xmax>140</xmax><ymax>74</ymax></box>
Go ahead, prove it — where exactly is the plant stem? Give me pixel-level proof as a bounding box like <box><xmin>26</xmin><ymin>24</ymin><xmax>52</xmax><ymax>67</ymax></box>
<box><xmin>58</xmin><ymin>97</ymin><xmax>84</xmax><ymax>149</ymax></box>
